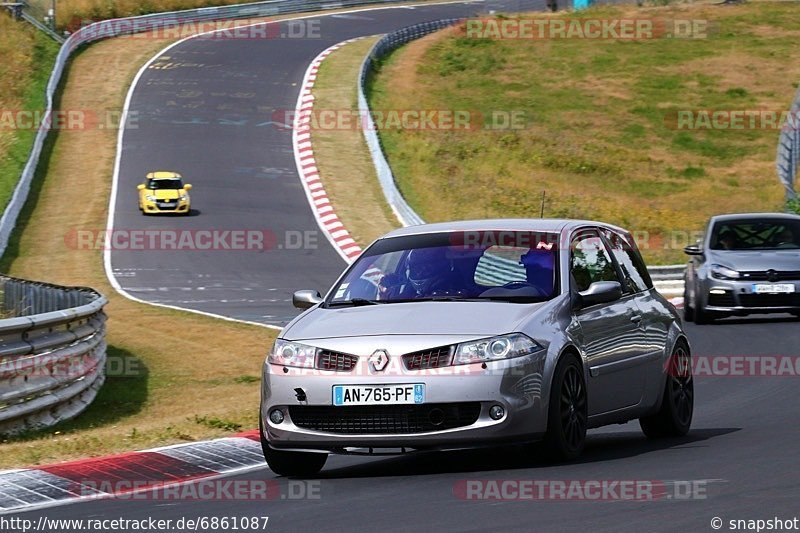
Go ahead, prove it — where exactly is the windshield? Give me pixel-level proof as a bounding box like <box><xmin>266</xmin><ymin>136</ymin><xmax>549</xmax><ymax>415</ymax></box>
<box><xmin>710</xmin><ymin>219</ymin><xmax>800</xmax><ymax>251</ymax></box>
<box><xmin>147</xmin><ymin>178</ymin><xmax>183</xmax><ymax>190</ymax></box>
<box><xmin>327</xmin><ymin>231</ymin><xmax>560</xmax><ymax>305</ymax></box>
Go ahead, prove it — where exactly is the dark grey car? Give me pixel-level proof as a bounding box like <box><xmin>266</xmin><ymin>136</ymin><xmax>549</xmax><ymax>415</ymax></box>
<box><xmin>261</xmin><ymin>219</ymin><xmax>693</xmax><ymax>476</ymax></box>
<box><xmin>683</xmin><ymin>213</ymin><xmax>800</xmax><ymax>324</ymax></box>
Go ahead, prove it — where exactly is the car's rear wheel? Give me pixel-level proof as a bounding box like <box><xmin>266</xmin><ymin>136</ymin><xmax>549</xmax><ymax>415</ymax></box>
<box><xmin>640</xmin><ymin>340</ymin><xmax>693</xmax><ymax>438</ymax></box>
<box><xmin>544</xmin><ymin>355</ymin><xmax>587</xmax><ymax>461</ymax></box>
<box><xmin>259</xmin><ymin>419</ymin><xmax>327</xmax><ymax>477</ymax></box>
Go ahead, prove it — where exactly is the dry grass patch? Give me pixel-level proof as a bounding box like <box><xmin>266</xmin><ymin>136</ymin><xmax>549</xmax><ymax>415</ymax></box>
<box><xmin>368</xmin><ymin>1</ymin><xmax>800</xmax><ymax>264</ymax></box>
<box><xmin>311</xmin><ymin>36</ymin><xmax>399</xmax><ymax>246</ymax></box>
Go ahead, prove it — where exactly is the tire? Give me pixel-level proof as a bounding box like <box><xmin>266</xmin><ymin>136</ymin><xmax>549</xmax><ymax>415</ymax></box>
<box><xmin>682</xmin><ymin>281</ymin><xmax>695</xmax><ymax>322</ymax></box>
<box><xmin>544</xmin><ymin>355</ymin><xmax>587</xmax><ymax>461</ymax></box>
<box><xmin>693</xmin><ymin>304</ymin><xmax>713</xmax><ymax>325</ymax></box>
<box><xmin>259</xmin><ymin>419</ymin><xmax>327</xmax><ymax>477</ymax></box>
<box><xmin>640</xmin><ymin>340</ymin><xmax>693</xmax><ymax>438</ymax></box>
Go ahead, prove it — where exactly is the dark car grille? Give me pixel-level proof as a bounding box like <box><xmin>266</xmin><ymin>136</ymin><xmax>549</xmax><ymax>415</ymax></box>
<box><xmin>156</xmin><ymin>201</ymin><xmax>178</xmax><ymax>210</ymax></box>
<box><xmin>740</xmin><ymin>271</ymin><xmax>800</xmax><ymax>282</ymax></box>
<box><xmin>316</xmin><ymin>350</ymin><xmax>359</xmax><ymax>372</ymax></box>
<box><xmin>403</xmin><ymin>346</ymin><xmax>453</xmax><ymax>370</ymax></box>
<box><xmin>738</xmin><ymin>293</ymin><xmax>800</xmax><ymax>308</ymax></box>
<box><xmin>708</xmin><ymin>291</ymin><xmax>736</xmax><ymax>307</ymax></box>
<box><xmin>289</xmin><ymin>403</ymin><xmax>481</xmax><ymax>434</ymax></box>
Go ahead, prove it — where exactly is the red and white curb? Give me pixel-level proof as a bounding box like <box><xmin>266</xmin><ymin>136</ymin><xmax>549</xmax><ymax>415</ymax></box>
<box><xmin>0</xmin><ymin>430</ymin><xmax>263</xmax><ymax>514</ymax></box>
<box><xmin>292</xmin><ymin>38</ymin><xmax>365</xmax><ymax>264</ymax></box>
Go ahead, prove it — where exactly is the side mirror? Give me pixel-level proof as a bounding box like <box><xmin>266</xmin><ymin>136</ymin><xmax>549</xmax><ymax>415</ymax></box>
<box><xmin>183</xmin><ymin>184</ymin><xmax>192</xmax><ymax>190</ymax></box>
<box><xmin>137</xmin><ymin>184</ymin><xmax>145</xmax><ymax>190</ymax></box>
<box><xmin>293</xmin><ymin>290</ymin><xmax>322</xmax><ymax>310</ymax></box>
<box><xmin>577</xmin><ymin>281</ymin><xmax>622</xmax><ymax>309</ymax></box>
<box><xmin>683</xmin><ymin>244</ymin><xmax>702</xmax><ymax>256</ymax></box>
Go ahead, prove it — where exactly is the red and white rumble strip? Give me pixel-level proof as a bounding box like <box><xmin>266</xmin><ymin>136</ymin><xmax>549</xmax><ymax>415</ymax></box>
<box><xmin>0</xmin><ymin>430</ymin><xmax>262</xmax><ymax>513</ymax></box>
<box><xmin>292</xmin><ymin>38</ymin><xmax>364</xmax><ymax>263</ymax></box>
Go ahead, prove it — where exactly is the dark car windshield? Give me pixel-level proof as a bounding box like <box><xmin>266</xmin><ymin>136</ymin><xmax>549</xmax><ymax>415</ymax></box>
<box><xmin>327</xmin><ymin>231</ymin><xmax>560</xmax><ymax>305</ymax></box>
<box><xmin>710</xmin><ymin>218</ymin><xmax>800</xmax><ymax>251</ymax></box>
<box><xmin>147</xmin><ymin>178</ymin><xmax>183</xmax><ymax>190</ymax></box>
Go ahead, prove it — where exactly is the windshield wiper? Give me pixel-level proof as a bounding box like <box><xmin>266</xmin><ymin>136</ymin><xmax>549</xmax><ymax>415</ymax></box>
<box><xmin>326</xmin><ymin>298</ymin><xmax>383</xmax><ymax>307</ymax></box>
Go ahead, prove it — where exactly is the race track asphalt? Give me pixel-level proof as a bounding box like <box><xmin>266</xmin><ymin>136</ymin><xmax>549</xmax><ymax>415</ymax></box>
<box><xmin>108</xmin><ymin>0</ymin><xmax>540</xmax><ymax>326</ymax></box>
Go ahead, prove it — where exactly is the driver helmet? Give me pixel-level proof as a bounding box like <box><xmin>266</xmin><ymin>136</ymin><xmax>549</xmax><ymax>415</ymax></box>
<box><xmin>406</xmin><ymin>247</ymin><xmax>450</xmax><ymax>294</ymax></box>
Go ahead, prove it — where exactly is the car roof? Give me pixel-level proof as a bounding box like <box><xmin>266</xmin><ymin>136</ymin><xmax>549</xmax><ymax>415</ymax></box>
<box><xmin>146</xmin><ymin>171</ymin><xmax>182</xmax><ymax>179</ymax></box>
<box><xmin>380</xmin><ymin>218</ymin><xmax>627</xmax><ymax>239</ymax></box>
<box><xmin>710</xmin><ymin>212</ymin><xmax>800</xmax><ymax>224</ymax></box>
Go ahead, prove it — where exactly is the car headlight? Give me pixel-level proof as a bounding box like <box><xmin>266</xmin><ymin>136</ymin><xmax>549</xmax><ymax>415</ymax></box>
<box><xmin>268</xmin><ymin>339</ymin><xmax>317</xmax><ymax>368</ymax></box>
<box><xmin>710</xmin><ymin>264</ymin><xmax>740</xmax><ymax>280</ymax></box>
<box><xmin>453</xmin><ymin>333</ymin><xmax>543</xmax><ymax>365</ymax></box>
<box><xmin>180</xmin><ymin>193</ymin><xmax>188</xmax><ymax>201</ymax></box>
<box><xmin>145</xmin><ymin>194</ymin><xmax>157</xmax><ymax>201</ymax></box>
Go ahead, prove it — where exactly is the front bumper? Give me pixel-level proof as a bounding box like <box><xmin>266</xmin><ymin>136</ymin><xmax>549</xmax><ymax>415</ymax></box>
<box><xmin>701</xmin><ymin>277</ymin><xmax>800</xmax><ymax>314</ymax></box>
<box><xmin>261</xmin><ymin>353</ymin><xmax>548</xmax><ymax>452</ymax></box>
<box><xmin>142</xmin><ymin>200</ymin><xmax>190</xmax><ymax>214</ymax></box>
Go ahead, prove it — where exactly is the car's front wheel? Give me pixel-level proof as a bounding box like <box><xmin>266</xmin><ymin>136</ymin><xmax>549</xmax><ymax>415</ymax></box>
<box><xmin>544</xmin><ymin>355</ymin><xmax>587</xmax><ymax>461</ymax></box>
<box><xmin>693</xmin><ymin>304</ymin><xmax>714</xmax><ymax>324</ymax></box>
<box><xmin>640</xmin><ymin>340</ymin><xmax>693</xmax><ymax>438</ymax></box>
<box><xmin>682</xmin><ymin>281</ymin><xmax>695</xmax><ymax>322</ymax></box>
<box><xmin>259</xmin><ymin>419</ymin><xmax>327</xmax><ymax>477</ymax></box>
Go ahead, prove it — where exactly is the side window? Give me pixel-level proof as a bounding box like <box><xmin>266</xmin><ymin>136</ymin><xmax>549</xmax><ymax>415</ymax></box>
<box><xmin>603</xmin><ymin>230</ymin><xmax>653</xmax><ymax>293</ymax></box>
<box><xmin>570</xmin><ymin>231</ymin><xmax>619</xmax><ymax>292</ymax></box>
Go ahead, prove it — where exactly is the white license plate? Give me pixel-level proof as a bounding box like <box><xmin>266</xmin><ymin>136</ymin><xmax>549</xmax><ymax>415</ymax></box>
<box><xmin>752</xmin><ymin>283</ymin><xmax>795</xmax><ymax>294</ymax></box>
<box><xmin>333</xmin><ymin>384</ymin><xmax>424</xmax><ymax>406</ymax></box>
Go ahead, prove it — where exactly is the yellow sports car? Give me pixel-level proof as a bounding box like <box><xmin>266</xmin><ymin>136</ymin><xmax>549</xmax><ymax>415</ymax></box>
<box><xmin>137</xmin><ymin>171</ymin><xmax>192</xmax><ymax>215</ymax></box>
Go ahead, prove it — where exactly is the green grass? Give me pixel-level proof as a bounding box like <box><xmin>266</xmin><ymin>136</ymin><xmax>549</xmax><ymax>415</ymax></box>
<box><xmin>367</xmin><ymin>2</ymin><xmax>799</xmax><ymax>263</ymax></box>
<box><xmin>0</xmin><ymin>21</ymin><xmax>59</xmax><ymax>214</ymax></box>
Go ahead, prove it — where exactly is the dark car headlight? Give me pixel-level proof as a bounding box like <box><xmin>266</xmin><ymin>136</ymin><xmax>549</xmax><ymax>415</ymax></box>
<box><xmin>268</xmin><ymin>339</ymin><xmax>317</xmax><ymax>368</ymax></box>
<box><xmin>710</xmin><ymin>264</ymin><xmax>740</xmax><ymax>280</ymax></box>
<box><xmin>453</xmin><ymin>333</ymin><xmax>543</xmax><ymax>365</ymax></box>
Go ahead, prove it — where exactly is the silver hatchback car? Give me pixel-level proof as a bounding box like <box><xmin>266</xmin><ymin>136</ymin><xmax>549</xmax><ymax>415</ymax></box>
<box><xmin>683</xmin><ymin>213</ymin><xmax>800</xmax><ymax>323</ymax></box>
<box><xmin>260</xmin><ymin>219</ymin><xmax>692</xmax><ymax>476</ymax></box>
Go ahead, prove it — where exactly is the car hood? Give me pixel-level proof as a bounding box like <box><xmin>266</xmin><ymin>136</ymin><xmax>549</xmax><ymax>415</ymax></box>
<box><xmin>283</xmin><ymin>301</ymin><xmax>545</xmax><ymax>341</ymax></box>
<box><xmin>707</xmin><ymin>249</ymin><xmax>800</xmax><ymax>271</ymax></box>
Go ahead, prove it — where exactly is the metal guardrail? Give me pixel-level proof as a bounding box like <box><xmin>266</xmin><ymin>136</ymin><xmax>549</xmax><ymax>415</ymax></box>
<box><xmin>357</xmin><ymin>19</ymin><xmax>686</xmax><ymax>289</ymax></box>
<box><xmin>777</xmin><ymin>85</ymin><xmax>800</xmax><ymax>202</ymax></box>
<box><xmin>0</xmin><ymin>0</ymin><xmax>433</xmax><ymax>260</ymax></box>
<box><xmin>0</xmin><ymin>276</ymin><xmax>107</xmax><ymax>435</ymax></box>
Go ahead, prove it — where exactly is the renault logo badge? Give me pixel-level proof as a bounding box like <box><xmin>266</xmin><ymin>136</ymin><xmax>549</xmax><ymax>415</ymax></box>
<box><xmin>369</xmin><ymin>350</ymin><xmax>389</xmax><ymax>372</ymax></box>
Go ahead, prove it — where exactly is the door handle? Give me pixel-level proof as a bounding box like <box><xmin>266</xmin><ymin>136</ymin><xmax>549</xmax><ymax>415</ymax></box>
<box><xmin>630</xmin><ymin>314</ymin><xmax>643</xmax><ymax>324</ymax></box>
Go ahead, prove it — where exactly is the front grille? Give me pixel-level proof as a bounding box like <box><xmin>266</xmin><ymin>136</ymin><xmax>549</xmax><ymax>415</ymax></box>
<box><xmin>739</xmin><ymin>293</ymin><xmax>800</xmax><ymax>308</ymax></box>
<box><xmin>156</xmin><ymin>202</ymin><xmax>177</xmax><ymax>210</ymax></box>
<box><xmin>289</xmin><ymin>403</ymin><xmax>481</xmax><ymax>434</ymax></box>
<box><xmin>707</xmin><ymin>291</ymin><xmax>736</xmax><ymax>307</ymax></box>
<box><xmin>740</xmin><ymin>271</ymin><xmax>800</xmax><ymax>282</ymax></box>
<box><xmin>403</xmin><ymin>345</ymin><xmax>453</xmax><ymax>370</ymax></box>
<box><xmin>316</xmin><ymin>350</ymin><xmax>359</xmax><ymax>372</ymax></box>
